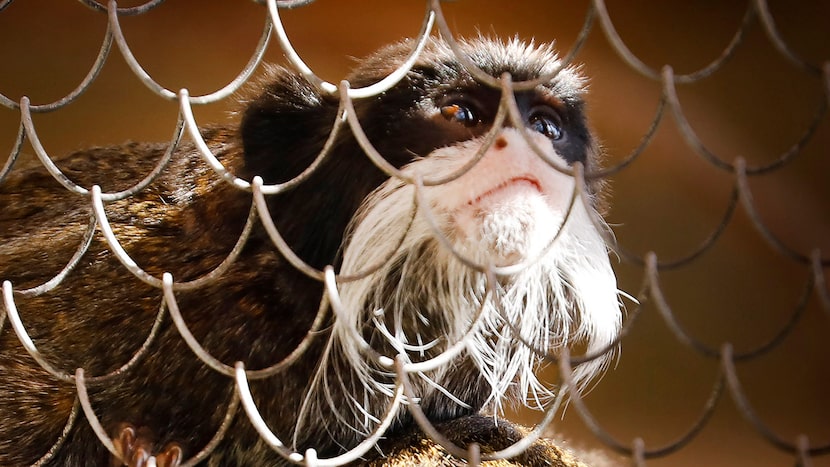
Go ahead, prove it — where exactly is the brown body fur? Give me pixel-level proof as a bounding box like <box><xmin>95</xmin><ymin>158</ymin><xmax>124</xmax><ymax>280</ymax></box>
<box><xmin>0</xmin><ymin>131</ymin><xmax>319</xmax><ymax>465</ymax></box>
<box><xmin>0</xmin><ymin>130</ymin><xmax>591</xmax><ymax>467</ymax></box>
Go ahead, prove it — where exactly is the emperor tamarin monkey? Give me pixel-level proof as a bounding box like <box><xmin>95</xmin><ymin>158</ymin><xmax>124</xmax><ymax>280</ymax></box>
<box><xmin>0</xmin><ymin>37</ymin><xmax>622</xmax><ymax>466</ymax></box>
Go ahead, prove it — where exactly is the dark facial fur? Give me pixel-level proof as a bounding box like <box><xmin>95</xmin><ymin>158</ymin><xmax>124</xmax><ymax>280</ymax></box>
<box><xmin>0</xmin><ymin>37</ymin><xmax>619</xmax><ymax>466</ymax></box>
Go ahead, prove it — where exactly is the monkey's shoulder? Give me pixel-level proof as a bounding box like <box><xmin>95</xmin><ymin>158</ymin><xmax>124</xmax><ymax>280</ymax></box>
<box><xmin>1</xmin><ymin>126</ymin><xmax>241</xmax><ymax>223</ymax></box>
<box><xmin>0</xmin><ymin>126</ymin><xmax>250</xmax><ymax>280</ymax></box>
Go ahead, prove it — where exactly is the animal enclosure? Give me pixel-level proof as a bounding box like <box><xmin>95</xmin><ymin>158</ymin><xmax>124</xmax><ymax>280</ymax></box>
<box><xmin>0</xmin><ymin>1</ymin><xmax>828</xmax><ymax>466</ymax></box>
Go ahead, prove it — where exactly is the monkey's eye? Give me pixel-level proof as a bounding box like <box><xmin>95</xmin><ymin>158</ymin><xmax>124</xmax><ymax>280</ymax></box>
<box><xmin>440</xmin><ymin>102</ymin><xmax>480</xmax><ymax>127</ymax></box>
<box><xmin>528</xmin><ymin>108</ymin><xmax>563</xmax><ymax>141</ymax></box>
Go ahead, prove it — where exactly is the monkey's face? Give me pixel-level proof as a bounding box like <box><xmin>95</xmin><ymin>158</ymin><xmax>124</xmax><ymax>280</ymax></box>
<box><xmin>329</xmin><ymin>39</ymin><xmax>622</xmax><ymax>423</ymax></box>
<box><xmin>344</xmin><ymin>41</ymin><xmax>598</xmax><ymax>267</ymax></box>
<box><xmin>413</xmin><ymin>94</ymin><xmax>585</xmax><ymax>266</ymax></box>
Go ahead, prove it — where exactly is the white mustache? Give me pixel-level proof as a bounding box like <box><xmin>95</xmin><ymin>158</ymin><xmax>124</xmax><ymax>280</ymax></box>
<box><xmin>300</xmin><ymin>129</ymin><xmax>624</xmax><ymax>439</ymax></box>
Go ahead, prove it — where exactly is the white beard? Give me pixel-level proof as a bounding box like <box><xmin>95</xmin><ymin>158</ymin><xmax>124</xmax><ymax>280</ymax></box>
<box><xmin>298</xmin><ymin>129</ymin><xmax>623</xmax><ymax>442</ymax></box>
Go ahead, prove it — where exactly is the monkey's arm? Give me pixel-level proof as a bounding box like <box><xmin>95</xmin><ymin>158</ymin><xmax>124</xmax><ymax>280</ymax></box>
<box><xmin>364</xmin><ymin>415</ymin><xmax>590</xmax><ymax>467</ymax></box>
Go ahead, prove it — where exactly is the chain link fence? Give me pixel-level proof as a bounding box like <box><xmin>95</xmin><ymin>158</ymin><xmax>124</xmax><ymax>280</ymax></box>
<box><xmin>0</xmin><ymin>1</ymin><xmax>828</xmax><ymax>466</ymax></box>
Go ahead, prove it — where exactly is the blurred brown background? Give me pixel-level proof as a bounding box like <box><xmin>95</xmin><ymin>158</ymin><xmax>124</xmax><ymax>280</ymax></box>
<box><xmin>0</xmin><ymin>1</ymin><xmax>828</xmax><ymax>466</ymax></box>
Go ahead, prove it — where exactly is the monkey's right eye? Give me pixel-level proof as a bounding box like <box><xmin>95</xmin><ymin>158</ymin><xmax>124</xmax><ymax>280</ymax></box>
<box><xmin>440</xmin><ymin>103</ymin><xmax>480</xmax><ymax>127</ymax></box>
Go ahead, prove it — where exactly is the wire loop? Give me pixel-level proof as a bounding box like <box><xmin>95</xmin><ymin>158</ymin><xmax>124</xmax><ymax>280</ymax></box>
<box><xmin>0</xmin><ymin>1</ymin><xmax>827</xmax><ymax>465</ymax></box>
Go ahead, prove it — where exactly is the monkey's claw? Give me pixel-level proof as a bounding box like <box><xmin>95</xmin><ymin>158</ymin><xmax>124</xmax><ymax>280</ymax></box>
<box><xmin>153</xmin><ymin>443</ymin><xmax>183</xmax><ymax>467</ymax></box>
<box><xmin>110</xmin><ymin>424</ymin><xmax>182</xmax><ymax>467</ymax></box>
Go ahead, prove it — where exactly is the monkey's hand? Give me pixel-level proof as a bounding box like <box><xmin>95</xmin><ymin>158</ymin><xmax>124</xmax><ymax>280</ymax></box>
<box><xmin>110</xmin><ymin>424</ymin><xmax>182</xmax><ymax>467</ymax></box>
<box><xmin>365</xmin><ymin>414</ymin><xmax>590</xmax><ymax>467</ymax></box>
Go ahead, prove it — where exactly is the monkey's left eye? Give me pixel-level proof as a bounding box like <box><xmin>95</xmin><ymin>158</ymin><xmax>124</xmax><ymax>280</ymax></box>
<box><xmin>440</xmin><ymin>103</ymin><xmax>480</xmax><ymax>127</ymax></box>
<box><xmin>528</xmin><ymin>108</ymin><xmax>563</xmax><ymax>141</ymax></box>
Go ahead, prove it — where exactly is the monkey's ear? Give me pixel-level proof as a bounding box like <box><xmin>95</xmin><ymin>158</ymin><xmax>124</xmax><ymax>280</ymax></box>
<box><xmin>238</xmin><ymin>65</ymin><xmax>339</xmax><ymax>184</ymax></box>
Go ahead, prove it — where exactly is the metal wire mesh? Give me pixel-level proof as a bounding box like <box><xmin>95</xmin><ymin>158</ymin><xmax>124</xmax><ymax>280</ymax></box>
<box><xmin>0</xmin><ymin>0</ymin><xmax>827</xmax><ymax>466</ymax></box>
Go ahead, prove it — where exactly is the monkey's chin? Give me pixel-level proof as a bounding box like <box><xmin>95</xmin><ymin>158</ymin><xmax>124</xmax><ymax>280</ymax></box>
<box><xmin>454</xmin><ymin>188</ymin><xmax>555</xmax><ymax>267</ymax></box>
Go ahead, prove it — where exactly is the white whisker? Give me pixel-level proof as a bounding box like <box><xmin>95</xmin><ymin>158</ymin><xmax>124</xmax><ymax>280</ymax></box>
<box><xmin>300</xmin><ymin>129</ymin><xmax>623</xmax><ymax>441</ymax></box>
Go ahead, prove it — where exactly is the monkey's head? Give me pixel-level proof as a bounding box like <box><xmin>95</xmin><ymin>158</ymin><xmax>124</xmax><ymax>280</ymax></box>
<box><xmin>239</xmin><ymin>37</ymin><xmax>622</xmax><ymax>444</ymax></box>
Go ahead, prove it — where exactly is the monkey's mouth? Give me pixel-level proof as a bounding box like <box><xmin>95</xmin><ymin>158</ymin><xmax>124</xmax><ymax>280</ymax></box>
<box><xmin>467</xmin><ymin>175</ymin><xmax>543</xmax><ymax>207</ymax></box>
<box><xmin>449</xmin><ymin>174</ymin><xmax>551</xmax><ymax>264</ymax></box>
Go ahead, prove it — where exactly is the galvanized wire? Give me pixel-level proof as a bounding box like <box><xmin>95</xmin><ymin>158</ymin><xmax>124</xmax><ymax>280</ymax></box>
<box><xmin>0</xmin><ymin>0</ymin><xmax>827</xmax><ymax>465</ymax></box>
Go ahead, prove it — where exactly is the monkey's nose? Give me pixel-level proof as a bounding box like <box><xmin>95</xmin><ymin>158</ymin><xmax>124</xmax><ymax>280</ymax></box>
<box><xmin>494</xmin><ymin>135</ymin><xmax>508</xmax><ymax>149</ymax></box>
